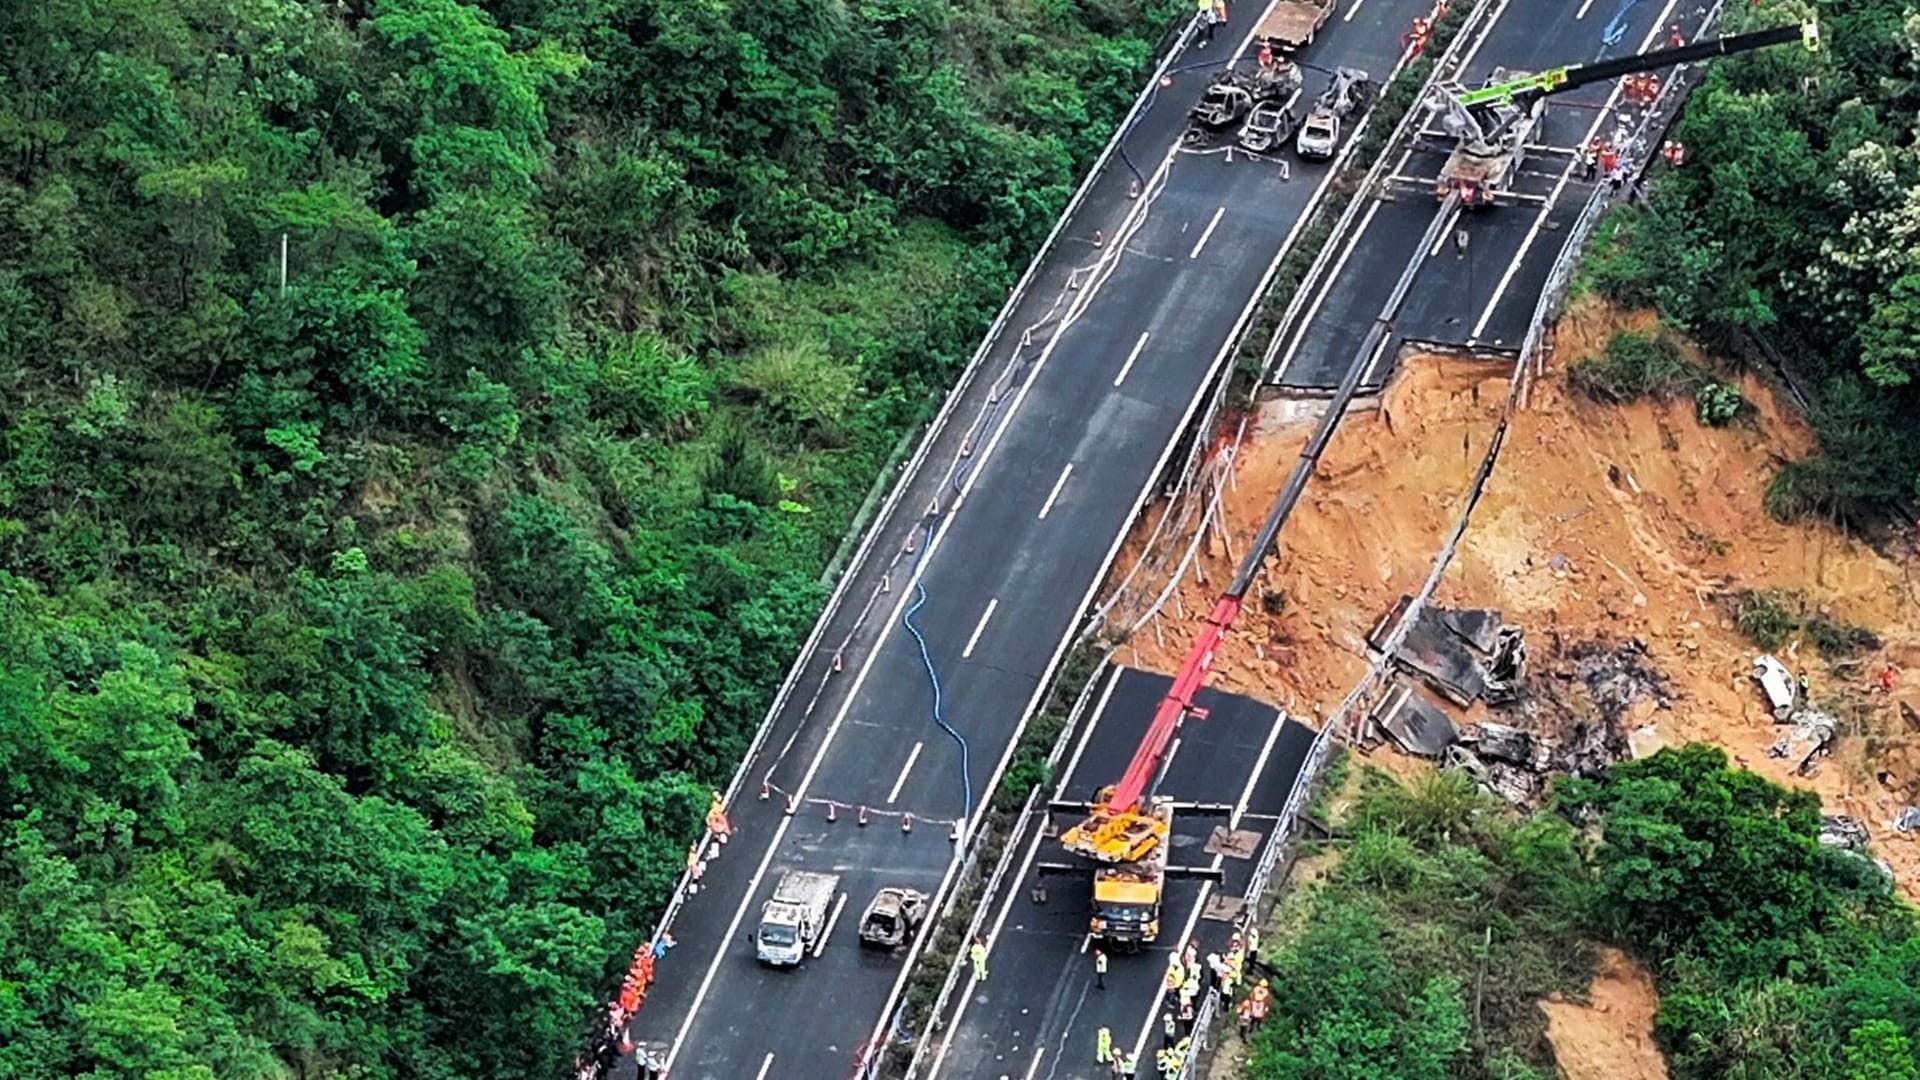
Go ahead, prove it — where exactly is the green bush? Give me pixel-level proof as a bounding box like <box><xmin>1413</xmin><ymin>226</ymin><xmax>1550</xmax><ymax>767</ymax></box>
<box><xmin>1569</xmin><ymin>330</ymin><xmax>1694</xmax><ymax>403</ymax></box>
<box><xmin>1730</xmin><ymin>588</ymin><xmax>1799</xmax><ymax>650</ymax></box>
<box><xmin>1695</xmin><ymin>380</ymin><xmax>1744</xmax><ymax>426</ymax></box>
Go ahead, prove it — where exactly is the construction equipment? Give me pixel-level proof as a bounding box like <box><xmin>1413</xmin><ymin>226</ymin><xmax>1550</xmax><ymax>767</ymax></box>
<box><xmin>1295</xmin><ymin>66</ymin><xmax>1374</xmax><ymax>159</ymax></box>
<box><xmin>1423</xmin><ymin>19</ymin><xmax>1816</xmax><ymax>205</ymax></box>
<box><xmin>754</xmin><ymin>870</ymin><xmax>841</xmax><ymax>966</ymax></box>
<box><xmin>1255</xmin><ymin>0</ymin><xmax>1335</xmax><ymax>51</ymax></box>
<box><xmin>856</xmin><ymin>886</ymin><xmax>928</xmax><ymax>950</ymax></box>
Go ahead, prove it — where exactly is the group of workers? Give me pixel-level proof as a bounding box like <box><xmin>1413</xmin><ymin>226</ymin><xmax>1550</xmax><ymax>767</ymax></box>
<box><xmin>1098</xmin><ymin>926</ymin><xmax>1266</xmax><ymax>1077</ymax></box>
<box><xmin>1194</xmin><ymin>0</ymin><xmax>1228</xmax><ymax>45</ymax></box>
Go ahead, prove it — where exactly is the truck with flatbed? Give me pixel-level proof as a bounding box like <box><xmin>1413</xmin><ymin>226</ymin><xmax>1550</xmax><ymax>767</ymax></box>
<box><xmin>1256</xmin><ymin>0</ymin><xmax>1334</xmax><ymax>51</ymax></box>
<box><xmin>755</xmin><ymin>870</ymin><xmax>841</xmax><ymax>966</ymax></box>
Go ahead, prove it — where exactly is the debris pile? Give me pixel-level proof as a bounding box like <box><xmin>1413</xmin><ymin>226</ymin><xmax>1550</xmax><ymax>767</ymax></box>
<box><xmin>1766</xmin><ymin>712</ymin><xmax>1838</xmax><ymax>776</ymax></box>
<box><xmin>1364</xmin><ymin>605</ymin><xmax>1660</xmax><ymax>806</ymax></box>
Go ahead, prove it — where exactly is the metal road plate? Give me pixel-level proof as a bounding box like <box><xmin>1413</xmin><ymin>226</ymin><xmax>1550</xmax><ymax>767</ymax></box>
<box><xmin>1204</xmin><ymin>827</ymin><xmax>1261</xmax><ymax>859</ymax></box>
<box><xmin>1202</xmin><ymin>894</ymin><xmax>1247</xmax><ymax>923</ymax></box>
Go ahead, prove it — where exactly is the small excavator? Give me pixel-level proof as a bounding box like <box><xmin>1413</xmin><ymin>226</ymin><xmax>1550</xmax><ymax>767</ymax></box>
<box><xmin>1420</xmin><ymin>18</ymin><xmax>1818</xmax><ymax>206</ymax></box>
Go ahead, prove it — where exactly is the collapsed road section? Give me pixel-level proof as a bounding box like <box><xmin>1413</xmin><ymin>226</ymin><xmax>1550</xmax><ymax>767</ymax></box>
<box><xmin>606</xmin><ymin>0</ymin><xmax>1452</xmax><ymax>1075</ymax></box>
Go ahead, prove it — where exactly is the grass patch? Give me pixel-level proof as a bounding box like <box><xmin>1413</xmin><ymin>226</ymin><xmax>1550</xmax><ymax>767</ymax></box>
<box><xmin>1725</xmin><ymin>587</ymin><xmax>1880</xmax><ymax>658</ymax></box>
<box><xmin>1568</xmin><ymin>330</ymin><xmax>1694</xmax><ymax>403</ymax></box>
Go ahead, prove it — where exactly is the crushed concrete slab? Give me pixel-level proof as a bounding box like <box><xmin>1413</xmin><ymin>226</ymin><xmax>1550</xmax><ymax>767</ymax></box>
<box><xmin>1821</xmin><ymin>814</ymin><xmax>1871</xmax><ymax>852</ymax></box>
<box><xmin>1372</xmin><ymin>680</ymin><xmax>1460</xmax><ymax>757</ymax></box>
<box><xmin>1768</xmin><ymin>712</ymin><xmax>1837</xmax><ymax>775</ymax></box>
<box><xmin>1371</xmin><ymin>597</ymin><xmax>1492</xmax><ymax>705</ymax></box>
<box><xmin>1441</xmin><ymin>607</ymin><xmax>1503</xmax><ymax>653</ymax></box>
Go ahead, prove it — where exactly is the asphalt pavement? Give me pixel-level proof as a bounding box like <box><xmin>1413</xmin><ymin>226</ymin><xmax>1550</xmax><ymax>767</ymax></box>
<box><xmin>615</xmin><ymin>2</ymin><xmax>1435</xmax><ymax>1075</ymax></box>
<box><xmin>921</xmin><ymin>668</ymin><xmax>1314</xmax><ymax>1080</ymax></box>
<box><xmin>1268</xmin><ymin>0</ymin><xmax>1715</xmax><ymax>390</ymax></box>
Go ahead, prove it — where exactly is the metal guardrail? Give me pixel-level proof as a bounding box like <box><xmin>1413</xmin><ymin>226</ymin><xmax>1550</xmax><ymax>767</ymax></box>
<box><xmin>1173</xmin><ymin>7</ymin><xmax>1737</xmax><ymax>1075</ymax></box>
<box><xmin>622</xmin><ymin>6</ymin><xmax>1210</xmax><ymax>997</ymax></box>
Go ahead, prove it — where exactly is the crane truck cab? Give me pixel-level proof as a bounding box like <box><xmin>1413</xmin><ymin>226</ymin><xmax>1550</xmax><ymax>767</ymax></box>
<box><xmin>1065</xmin><ymin>796</ymin><xmax>1175</xmax><ymax>951</ymax></box>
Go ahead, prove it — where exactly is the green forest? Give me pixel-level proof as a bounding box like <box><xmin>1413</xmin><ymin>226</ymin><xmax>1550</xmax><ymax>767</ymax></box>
<box><xmin>1238</xmin><ymin>749</ymin><xmax>1920</xmax><ymax>1080</ymax></box>
<box><xmin>0</xmin><ymin>0</ymin><xmax>1181</xmax><ymax>1075</ymax></box>
<box><xmin>1581</xmin><ymin>0</ymin><xmax>1920</xmax><ymax>522</ymax></box>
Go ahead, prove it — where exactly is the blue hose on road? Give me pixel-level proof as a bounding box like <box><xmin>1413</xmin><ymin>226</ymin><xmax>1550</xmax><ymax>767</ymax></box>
<box><xmin>901</xmin><ymin>520</ymin><xmax>976</xmax><ymax>819</ymax></box>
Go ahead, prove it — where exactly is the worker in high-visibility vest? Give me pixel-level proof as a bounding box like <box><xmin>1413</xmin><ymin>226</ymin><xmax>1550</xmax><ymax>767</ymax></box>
<box><xmin>1249</xmin><ymin>980</ymin><xmax>1273</xmax><ymax>1029</ymax></box>
<box><xmin>1097</xmin><ymin>1026</ymin><xmax>1114</xmax><ymax>1064</ymax></box>
<box><xmin>1094</xmin><ymin>948</ymin><xmax>1109</xmax><ymax>990</ymax></box>
<box><xmin>970</xmin><ymin>938</ymin><xmax>990</xmax><ymax>981</ymax></box>
<box><xmin>1163</xmin><ymin>954</ymin><xmax>1184</xmax><ymax>1000</ymax></box>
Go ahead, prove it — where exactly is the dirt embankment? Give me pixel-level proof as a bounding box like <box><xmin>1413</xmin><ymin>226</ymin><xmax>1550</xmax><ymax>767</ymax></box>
<box><xmin>1109</xmin><ymin>297</ymin><xmax>1920</xmax><ymax>898</ymax></box>
<box><xmin>1540</xmin><ymin>947</ymin><xmax>1668</xmax><ymax>1080</ymax></box>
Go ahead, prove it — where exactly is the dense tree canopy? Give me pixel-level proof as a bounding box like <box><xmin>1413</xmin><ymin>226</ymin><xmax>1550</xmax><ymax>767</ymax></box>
<box><xmin>1243</xmin><ymin>749</ymin><xmax>1920</xmax><ymax>1080</ymax></box>
<box><xmin>0</xmin><ymin>0</ymin><xmax>1180</xmax><ymax>1074</ymax></box>
<box><xmin>1579</xmin><ymin>0</ymin><xmax>1920</xmax><ymax>521</ymax></box>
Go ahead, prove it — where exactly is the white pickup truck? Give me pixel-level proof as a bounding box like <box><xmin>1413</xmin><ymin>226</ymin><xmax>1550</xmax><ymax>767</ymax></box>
<box><xmin>755</xmin><ymin>870</ymin><xmax>842</xmax><ymax>966</ymax></box>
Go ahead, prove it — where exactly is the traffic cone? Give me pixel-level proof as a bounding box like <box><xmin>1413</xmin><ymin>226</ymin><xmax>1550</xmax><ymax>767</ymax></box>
<box><xmin>1092</xmin><ymin>229</ymin><xmax>1105</xmax><ymax>248</ymax></box>
<box><xmin>902</xmin><ymin>813</ymin><xmax>914</xmax><ymax>834</ymax></box>
<box><xmin>827</xmin><ymin>801</ymin><xmax>837</xmax><ymax>823</ymax></box>
<box><xmin>949</xmin><ymin>819</ymin><xmax>963</xmax><ymax>843</ymax></box>
<box><xmin>859</xmin><ymin>805</ymin><xmax>870</xmax><ymax>826</ymax></box>
<box><xmin>1129</xmin><ymin>178</ymin><xmax>1141</xmax><ymax>199</ymax></box>
<box><xmin>760</xmin><ymin>777</ymin><xmax>771</xmax><ymax>800</ymax></box>
<box><xmin>786</xmin><ymin>793</ymin><xmax>799</xmax><ymax>815</ymax></box>
<box><xmin>832</xmin><ymin>652</ymin><xmax>844</xmax><ymax>673</ymax></box>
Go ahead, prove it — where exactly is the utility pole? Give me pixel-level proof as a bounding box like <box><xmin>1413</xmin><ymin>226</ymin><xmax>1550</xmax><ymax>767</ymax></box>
<box><xmin>279</xmin><ymin>232</ymin><xmax>289</xmax><ymax>297</ymax></box>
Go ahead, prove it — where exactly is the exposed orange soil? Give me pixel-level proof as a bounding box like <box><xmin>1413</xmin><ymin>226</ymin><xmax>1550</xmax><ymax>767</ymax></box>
<box><xmin>1107</xmin><ymin>297</ymin><xmax>1920</xmax><ymax>899</ymax></box>
<box><xmin>1540</xmin><ymin>947</ymin><xmax>1669</xmax><ymax>1080</ymax></box>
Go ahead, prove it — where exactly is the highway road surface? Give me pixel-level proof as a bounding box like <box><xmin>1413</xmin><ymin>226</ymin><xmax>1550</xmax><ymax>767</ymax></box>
<box><xmin>614</xmin><ymin>1</ymin><xmax>1441</xmax><ymax>1076</ymax></box>
<box><xmin>1267</xmin><ymin>0</ymin><xmax>1714</xmax><ymax>391</ymax></box>
<box><xmin>921</xmin><ymin>668</ymin><xmax>1314</xmax><ymax>1079</ymax></box>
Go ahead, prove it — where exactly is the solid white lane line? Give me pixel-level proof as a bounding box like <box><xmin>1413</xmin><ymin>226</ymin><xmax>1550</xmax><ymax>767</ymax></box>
<box><xmin>1125</xmin><ymin>712</ymin><xmax>1291</xmax><ymax>1069</ymax></box>
<box><xmin>887</xmin><ymin>741</ymin><xmax>925</xmax><ymax>805</ymax></box>
<box><xmin>1189</xmin><ymin>207</ymin><xmax>1227</xmax><ymax>260</ymax></box>
<box><xmin>1275</xmin><ymin>197</ymin><xmax>1384</xmax><ymax>371</ymax></box>
<box><xmin>667</xmin><ymin>133</ymin><xmax>1170</xmax><ymax>1059</ymax></box>
<box><xmin>962</xmin><ymin>598</ymin><xmax>999</xmax><ymax>659</ymax></box>
<box><xmin>1114</xmin><ymin>332</ymin><xmax>1151</xmax><ymax>387</ymax></box>
<box><xmin>754</xmin><ymin>1053</ymin><xmax>776</xmax><ymax>1080</ymax></box>
<box><xmin>815</xmin><ymin>892</ymin><xmax>849</xmax><ymax>958</ymax></box>
<box><xmin>1024</xmin><ymin>1047</ymin><xmax>1048</xmax><ymax>1080</ymax></box>
<box><xmin>1455</xmin><ymin>0</ymin><xmax>1519</xmax><ymax>75</ymax></box>
<box><xmin>1343</xmin><ymin>0</ymin><xmax>1368</xmax><ymax>20</ymax></box>
<box><xmin>1470</xmin><ymin>0</ymin><xmax>1686</xmax><ymax>342</ymax></box>
<box><xmin>1575</xmin><ymin>0</ymin><xmax>1596</xmax><ymax>18</ymax></box>
<box><xmin>1428</xmin><ymin>202</ymin><xmax>1462</xmax><ymax>257</ymax></box>
<box><xmin>925</xmin><ymin>672</ymin><xmax>1119</xmax><ymax>1078</ymax></box>
<box><xmin>1038</xmin><ymin>463</ymin><xmax>1074</xmax><ymax>520</ymax></box>
<box><xmin>1058</xmin><ymin>670</ymin><xmax>1122</xmax><ymax>789</ymax></box>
